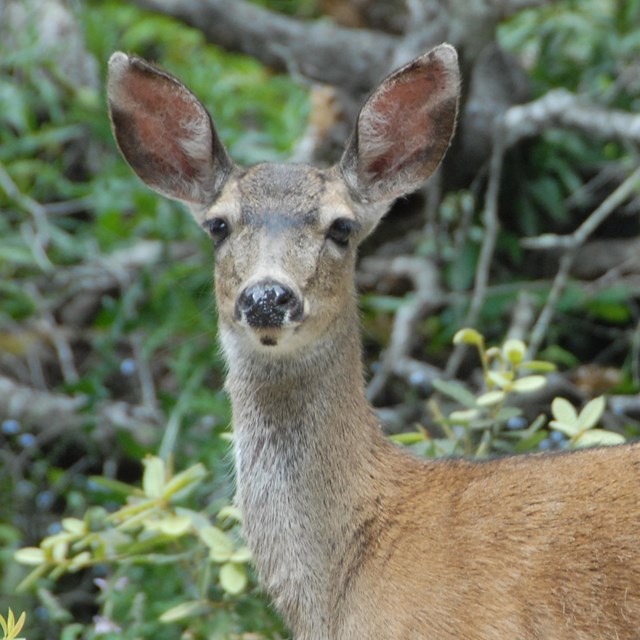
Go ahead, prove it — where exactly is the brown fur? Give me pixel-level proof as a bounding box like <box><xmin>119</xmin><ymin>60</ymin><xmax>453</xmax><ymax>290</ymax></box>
<box><xmin>108</xmin><ymin>45</ymin><xmax>640</xmax><ymax>639</ymax></box>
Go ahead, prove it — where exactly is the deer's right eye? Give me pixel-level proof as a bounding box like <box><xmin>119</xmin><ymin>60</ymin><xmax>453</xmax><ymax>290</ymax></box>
<box><xmin>326</xmin><ymin>218</ymin><xmax>357</xmax><ymax>247</ymax></box>
<box><xmin>205</xmin><ymin>218</ymin><xmax>230</xmax><ymax>246</ymax></box>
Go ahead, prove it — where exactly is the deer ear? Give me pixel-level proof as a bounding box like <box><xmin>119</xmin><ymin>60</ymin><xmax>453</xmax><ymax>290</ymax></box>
<box><xmin>340</xmin><ymin>44</ymin><xmax>460</xmax><ymax>206</ymax></box>
<box><xmin>107</xmin><ymin>52</ymin><xmax>233</xmax><ymax>207</ymax></box>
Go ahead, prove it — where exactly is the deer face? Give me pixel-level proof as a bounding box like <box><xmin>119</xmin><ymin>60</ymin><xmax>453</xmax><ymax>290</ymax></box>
<box><xmin>206</xmin><ymin>163</ymin><xmax>362</xmax><ymax>353</ymax></box>
<box><xmin>107</xmin><ymin>46</ymin><xmax>459</xmax><ymax>357</ymax></box>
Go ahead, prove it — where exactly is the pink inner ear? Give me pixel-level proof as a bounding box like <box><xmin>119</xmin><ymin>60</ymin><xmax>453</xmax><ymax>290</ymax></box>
<box><xmin>362</xmin><ymin>65</ymin><xmax>447</xmax><ymax>179</ymax></box>
<box><xmin>122</xmin><ymin>71</ymin><xmax>205</xmax><ymax>181</ymax></box>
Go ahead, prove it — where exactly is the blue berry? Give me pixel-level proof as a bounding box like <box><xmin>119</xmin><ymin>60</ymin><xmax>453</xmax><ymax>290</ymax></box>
<box><xmin>1</xmin><ymin>419</ymin><xmax>20</xmax><ymax>435</ymax></box>
<box><xmin>36</xmin><ymin>490</ymin><xmax>55</xmax><ymax>510</ymax></box>
<box><xmin>18</xmin><ymin>433</ymin><xmax>37</xmax><ymax>448</ymax></box>
<box><xmin>506</xmin><ymin>416</ymin><xmax>527</xmax><ymax>431</ymax></box>
<box><xmin>538</xmin><ymin>438</ymin><xmax>552</xmax><ymax>451</ymax></box>
<box><xmin>119</xmin><ymin>358</ymin><xmax>137</xmax><ymax>376</ymax></box>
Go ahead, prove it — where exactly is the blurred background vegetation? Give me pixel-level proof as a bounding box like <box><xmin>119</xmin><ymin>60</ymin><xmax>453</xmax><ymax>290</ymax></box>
<box><xmin>0</xmin><ymin>0</ymin><xmax>639</xmax><ymax>638</ymax></box>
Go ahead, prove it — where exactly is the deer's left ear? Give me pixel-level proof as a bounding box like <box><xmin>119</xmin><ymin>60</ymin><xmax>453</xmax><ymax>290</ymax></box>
<box><xmin>107</xmin><ymin>52</ymin><xmax>234</xmax><ymax>207</ymax></box>
<box><xmin>340</xmin><ymin>44</ymin><xmax>460</xmax><ymax>209</ymax></box>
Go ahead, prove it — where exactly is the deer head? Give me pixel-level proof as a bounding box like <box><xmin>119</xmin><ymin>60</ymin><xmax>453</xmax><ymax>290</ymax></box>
<box><xmin>107</xmin><ymin>46</ymin><xmax>459</xmax><ymax>358</ymax></box>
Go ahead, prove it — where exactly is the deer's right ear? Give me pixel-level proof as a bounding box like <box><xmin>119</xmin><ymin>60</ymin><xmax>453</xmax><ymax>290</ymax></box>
<box><xmin>340</xmin><ymin>44</ymin><xmax>460</xmax><ymax>208</ymax></box>
<box><xmin>107</xmin><ymin>52</ymin><xmax>233</xmax><ymax>207</ymax></box>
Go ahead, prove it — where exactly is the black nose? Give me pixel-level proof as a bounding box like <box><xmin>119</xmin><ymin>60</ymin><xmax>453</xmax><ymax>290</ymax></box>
<box><xmin>235</xmin><ymin>281</ymin><xmax>303</xmax><ymax>328</ymax></box>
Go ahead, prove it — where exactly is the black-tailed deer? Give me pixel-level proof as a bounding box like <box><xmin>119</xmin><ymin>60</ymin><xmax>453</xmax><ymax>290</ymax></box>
<box><xmin>107</xmin><ymin>46</ymin><xmax>640</xmax><ymax>639</ymax></box>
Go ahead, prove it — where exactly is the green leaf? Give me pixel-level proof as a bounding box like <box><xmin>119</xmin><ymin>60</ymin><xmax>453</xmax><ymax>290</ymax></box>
<box><xmin>432</xmin><ymin>379</ymin><xmax>478</xmax><ymax>408</ymax></box>
<box><xmin>162</xmin><ymin>462</ymin><xmax>207</xmax><ymax>499</ymax></box>
<box><xmin>144</xmin><ymin>515</ymin><xmax>192</xmax><ymax>537</ymax></box>
<box><xmin>160</xmin><ymin>600</ymin><xmax>209</xmax><ymax>623</ymax></box>
<box><xmin>574</xmin><ymin>429</ymin><xmax>625</xmax><ymax>448</ymax></box>
<box><xmin>476</xmin><ymin>390</ymin><xmax>506</xmax><ymax>407</ymax></box>
<box><xmin>142</xmin><ymin>456</ymin><xmax>165</xmax><ymax>499</ymax></box>
<box><xmin>219</xmin><ymin>562</ymin><xmax>248</xmax><ymax>595</ymax></box>
<box><xmin>495</xmin><ymin>406</ymin><xmax>524</xmax><ymax>422</ymax></box>
<box><xmin>199</xmin><ymin>526</ymin><xmax>234</xmax><ymax>562</ymax></box>
<box><xmin>512</xmin><ymin>375</ymin><xmax>547</xmax><ymax>393</ymax></box>
<box><xmin>549</xmin><ymin>420</ymin><xmax>581</xmax><ymax>437</ymax></box>
<box><xmin>68</xmin><ymin>551</ymin><xmax>92</xmax><ymax>571</ymax></box>
<box><xmin>449</xmin><ymin>409</ymin><xmax>481</xmax><ymax>424</ymax></box>
<box><xmin>216</xmin><ymin>505</ymin><xmax>243</xmax><ymax>523</ymax></box>
<box><xmin>14</xmin><ymin>547</ymin><xmax>46</xmax><ymax>566</ymax></box>
<box><xmin>502</xmin><ymin>338</ymin><xmax>527</xmax><ymax>365</ymax></box>
<box><xmin>87</xmin><ymin>476</ymin><xmax>137</xmax><ymax>498</ymax></box>
<box><xmin>487</xmin><ymin>371</ymin><xmax>514</xmax><ymax>389</ymax></box>
<box><xmin>517</xmin><ymin>360</ymin><xmax>556</xmax><ymax>373</ymax></box>
<box><xmin>551</xmin><ymin>397</ymin><xmax>578</xmax><ymax>424</ymax></box>
<box><xmin>61</xmin><ymin>518</ymin><xmax>85</xmax><ymax>535</ymax></box>
<box><xmin>175</xmin><ymin>507</ymin><xmax>212</xmax><ymax>531</ymax></box>
<box><xmin>452</xmin><ymin>328</ymin><xmax>484</xmax><ymax>347</ymax></box>
<box><xmin>230</xmin><ymin>546</ymin><xmax>253</xmax><ymax>563</ymax></box>
<box><xmin>389</xmin><ymin>432</ymin><xmax>428</xmax><ymax>445</ymax></box>
<box><xmin>577</xmin><ymin>396</ymin><xmax>606</xmax><ymax>431</ymax></box>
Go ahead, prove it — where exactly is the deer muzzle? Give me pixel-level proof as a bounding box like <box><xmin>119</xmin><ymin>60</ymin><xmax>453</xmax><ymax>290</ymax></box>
<box><xmin>234</xmin><ymin>280</ymin><xmax>304</xmax><ymax>329</ymax></box>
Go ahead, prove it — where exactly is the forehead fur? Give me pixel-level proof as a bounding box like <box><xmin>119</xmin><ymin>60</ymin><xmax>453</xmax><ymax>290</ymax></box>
<box><xmin>237</xmin><ymin>163</ymin><xmax>329</xmax><ymax>225</ymax></box>
<box><xmin>203</xmin><ymin>162</ymin><xmax>358</xmax><ymax>230</ymax></box>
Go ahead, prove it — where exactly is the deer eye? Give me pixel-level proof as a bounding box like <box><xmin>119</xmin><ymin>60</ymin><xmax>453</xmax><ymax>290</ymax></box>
<box><xmin>326</xmin><ymin>218</ymin><xmax>357</xmax><ymax>247</ymax></box>
<box><xmin>204</xmin><ymin>217</ymin><xmax>230</xmax><ymax>246</ymax></box>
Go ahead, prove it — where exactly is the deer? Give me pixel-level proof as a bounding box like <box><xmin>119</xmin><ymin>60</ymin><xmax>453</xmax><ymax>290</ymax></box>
<box><xmin>107</xmin><ymin>45</ymin><xmax>640</xmax><ymax>640</ymax></box>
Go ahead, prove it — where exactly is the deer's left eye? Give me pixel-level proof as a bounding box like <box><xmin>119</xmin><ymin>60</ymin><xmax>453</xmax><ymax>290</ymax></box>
<box><xmin>326</xmin><ymin>218</ymin><xmax>357</xmax><ymax>247</ymax></box>
<box><xmin>204</xmin><ymin>217</ymin><xmax>230</xmax><ymax>247</ymax></box>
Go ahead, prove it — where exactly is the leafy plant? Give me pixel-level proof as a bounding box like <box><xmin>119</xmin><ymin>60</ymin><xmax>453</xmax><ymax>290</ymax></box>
<box><xmin>0</xmin><ymin>609</ymin><xmax>26</xmax><ymax>640</ymax></box>
<box><xmin>549</xmin><ymin>396</ymin><xmax>624</xmax><ymax>447</ymax></box>
<box><xmin>395</xmin><ymin>329</ymin><xmax>625</xmax><ymax>458</ymax></box>
<box><xmin>407</xmin><ymin>329</ymin><xmax>556</xmax><ymax>456</ymax></box>
<box><xmin>13</xmin><ymin>456</ymin><xmax>276</xmax><ymax>637</ymax></box>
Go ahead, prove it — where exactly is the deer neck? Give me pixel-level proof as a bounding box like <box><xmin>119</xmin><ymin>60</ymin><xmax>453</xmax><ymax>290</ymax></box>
<box><xmin>222</xmin><ymin>307</ymin><xmax>389</xmax><ymax>633</ymax></box>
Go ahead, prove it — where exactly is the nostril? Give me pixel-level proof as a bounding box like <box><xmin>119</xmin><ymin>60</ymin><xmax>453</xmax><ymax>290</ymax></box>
<box><xmin>272</xmin><ymin>284</ymin><xmax>293</xmax><ymax>308</ymax></box>
<box><xmin>237</xmin><ymin>287</ymin><xmax>260</xmax><ymax>313</ymax></box>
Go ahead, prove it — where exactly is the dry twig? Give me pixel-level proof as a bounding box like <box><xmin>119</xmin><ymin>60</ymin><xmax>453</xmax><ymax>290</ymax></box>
<box><xmin>0</xmin><ymin>374</ymin><xmax>161</xmax><ymax>445</ymax></box>
<box><xmin>446</xmin><ymin>88</ymin><xmax>640</xmax><ymax>376</ymax></box>
<box><xmin>365</xmin><ymin>256</ymin><xmax>444</xmax><ymax>403</ymax></box>
<box><xmin>525</xmin><ymin>165</ymin><xmax>640</xmax><ymax>357</ymax></box>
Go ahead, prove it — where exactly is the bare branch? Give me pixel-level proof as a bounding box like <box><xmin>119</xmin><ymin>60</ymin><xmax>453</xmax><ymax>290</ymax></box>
<box><xmin>131</xmin><ymin>0</ymin><xmax>398</xmax><ymax>92</ymax></box>
<box><xmin>505</xmin><ymin>291</ymin><xmax>537</xmax><ymax>342</ymax></box>
<box><xmin>0</xmin><ymin>162</ymin><xmax>53</xmax><ymax>272</ymax></box>
<box><xmin>504</xmin><ymin>89</ymin><xmax>640</xmax><ymax>147</ymax></box>
<box><xmin>445</xmin><ymin>128</ymin><xmax>505</xmax><ymax>377</ymax></box>
<box><xmin>444</xmin><ymin>86</ymin><xmax>640</xmax><ymax>376</ymax></box>
<box><xmin>365</xmin><ymin>256</ymin><xmax>445</xmax><ymax>403</ymax></box>
<box><xmin>527</xmin><ymin>164</ymin><xmax>640</xmax><ymax>357</ymax></box>
<box><xmin>0</xmin><ymin>374</ymin><xmax>161</xmax><ymax>445</ymax></box>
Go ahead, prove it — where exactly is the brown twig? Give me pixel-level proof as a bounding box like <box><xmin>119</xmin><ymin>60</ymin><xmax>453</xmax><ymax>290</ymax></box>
<box><xmin>131</xmin><ymin>0</ymin><xmax>397</xmax><ymax>93</ymax></box>
<box><xmin>525</xmin><ymin>165</ymin><xmax>640</xmax><ymax>357</ymax></box>
<box><xmin>365</xmin><ymin>256</ymin><xmax>444</xmax><ymax>403</ymax></box>
<box><xmin>0</xmin><ymin>162</ymin><xmax>53</xmax><ymax>272</ymax></box>
<box><xmin>445</xmin><ymin>87</ymin><xmax>640</xmax><ymax>375</ymax></box>
<box><xmin>445</xmin><ymin>126</ymin><xmax>505</xmax><ymax>377</ymax></box>
<box><xmin>0</xmin><ymin>374</ymin><xmax>161</xmax><ymax>445</ymax></box>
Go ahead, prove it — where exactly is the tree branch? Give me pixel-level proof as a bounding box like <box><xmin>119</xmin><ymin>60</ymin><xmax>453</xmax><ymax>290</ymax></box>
<box><xmin>365</xmin><ymin>256</ymin><xmax>445</xmax><ymax>403</ymax></box>
<box><xmin>131</xmin><ymin>0</ymin><xmax>398</xmax><ymax>92</ymax></box>
<box><xmin>0</xmin><ymin>374</ymin><xmax>161</xmax><ymax>445</ymax></box>
<box><xmin>526</xmin><ymin>165</ymin><xmax>640</xmax><ymax>357</ymax></box>
<box><xmin>504</xmin><ymin>89</ymin><xmax>640</xmax><ymax>146</ymax></box>
<box><xmin>445</xmin><ymin>126</ymin><xmax>505</xmax><ymax>377</ymax></box>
